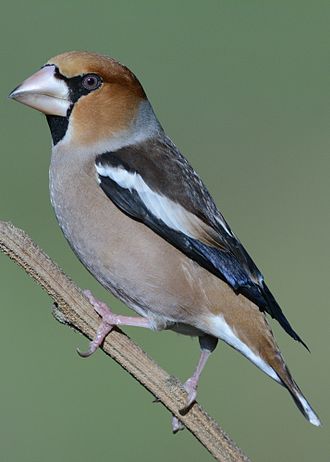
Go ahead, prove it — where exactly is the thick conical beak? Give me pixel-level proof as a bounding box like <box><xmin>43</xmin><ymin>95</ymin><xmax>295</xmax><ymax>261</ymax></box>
<box><xmin>9</xmin><ymin>65</ymin><xmax>70</xmax><ymax>116</ymax></box>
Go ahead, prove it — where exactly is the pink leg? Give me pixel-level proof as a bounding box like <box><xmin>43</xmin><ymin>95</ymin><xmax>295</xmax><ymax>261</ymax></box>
<box><xmin>77</xmin><ymin>290</ymin><xmax>153</xmax><ymax>357</ymax></box>
<box><xmin>172</xmin><ymin>335</ymin><xmax>218</xmax><ymax>433</ymax></box>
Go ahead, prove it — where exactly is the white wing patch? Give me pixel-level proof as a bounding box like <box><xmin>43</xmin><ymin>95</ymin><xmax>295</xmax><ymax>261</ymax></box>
<box><xmin>96</xmin><ymin>163</ymin><xmax>206</xmax><ymax>239</ymax></box>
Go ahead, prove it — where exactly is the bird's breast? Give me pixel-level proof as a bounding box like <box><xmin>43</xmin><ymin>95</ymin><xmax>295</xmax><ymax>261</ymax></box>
<box><xmin>49</xmin><ymin>145</ymin><xmax>216</xmax><ymax>329</ymax></box>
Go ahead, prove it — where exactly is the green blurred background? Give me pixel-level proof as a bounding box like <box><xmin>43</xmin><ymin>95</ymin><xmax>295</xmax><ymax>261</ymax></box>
<box><xmin>0</xmin><ymin>1</ymin><xmax>329</xmax><ymax>461</ymax></box>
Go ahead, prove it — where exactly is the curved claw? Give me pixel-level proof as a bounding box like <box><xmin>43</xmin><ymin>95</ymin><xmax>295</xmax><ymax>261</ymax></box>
<box><xmin>76</xmin><ymin>343</ymin><xmax>99</xmax><ymax>358</ymax></box>
<box><xmin>77</xmin><ymin>320</ymin><xmax>114</xmax><ymax>358</ymax></box>
<box><xmin>172</xmin><ymin>415</ymin><xmax>185</xmax><ymax>433</ymax></box>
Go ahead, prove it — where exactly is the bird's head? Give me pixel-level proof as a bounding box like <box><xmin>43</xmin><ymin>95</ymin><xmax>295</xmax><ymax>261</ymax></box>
<box><xmin>9</xmin><ymin>51</ymin><xmax>160</xmax><ymax>150</ymax></box>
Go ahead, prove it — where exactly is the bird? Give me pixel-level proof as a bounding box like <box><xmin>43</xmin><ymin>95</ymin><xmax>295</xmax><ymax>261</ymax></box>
<box><xmin>9</xmin><ymin>50</ymin><xmax>320</xmax><ymax>430</ymax></box>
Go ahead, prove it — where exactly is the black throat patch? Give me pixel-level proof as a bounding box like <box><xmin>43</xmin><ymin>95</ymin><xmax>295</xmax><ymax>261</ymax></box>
<box><xmin>46</xmin><ymin>115</ymin><xmax>69</xmax><ymax>146</ymax></box>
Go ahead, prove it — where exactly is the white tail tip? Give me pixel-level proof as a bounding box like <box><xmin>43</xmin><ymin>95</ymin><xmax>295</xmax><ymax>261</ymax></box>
<box><xmin>296</xmin><ymin>392</ymin><xmax>321</xmax><ymax>427</ymax></box>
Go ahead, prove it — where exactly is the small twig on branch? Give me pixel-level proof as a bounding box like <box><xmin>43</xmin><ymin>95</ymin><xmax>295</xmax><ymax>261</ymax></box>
<box><xmin>0</xmin><ymin>220</ymin><xmax>250</xmax><ymax>462</ymax></box>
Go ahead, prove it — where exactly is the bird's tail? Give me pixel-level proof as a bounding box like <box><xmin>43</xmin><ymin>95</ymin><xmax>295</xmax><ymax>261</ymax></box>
<box><xmin>209</xmin><ymin>308</ymin><xmax>320</xmax><ymax>426</ymax></box>
<box><xmin>288</xmin><ymin>385</ymin><xmax>321</xmax><ymax>427</ymax></box>
<box><xmin>271</xmin><ymin>355</ymin><xmax>321</xmax><ymax>426</ymax></box>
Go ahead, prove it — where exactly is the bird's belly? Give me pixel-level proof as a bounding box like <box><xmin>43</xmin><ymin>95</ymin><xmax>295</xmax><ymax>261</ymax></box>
<box><xmin>49</xmin><ymin>155</ymin><xmax>220</xmax><ymax>331</ymax></box>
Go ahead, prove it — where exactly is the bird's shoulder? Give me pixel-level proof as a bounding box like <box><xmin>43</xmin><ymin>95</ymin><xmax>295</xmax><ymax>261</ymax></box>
<box><xmin>96</xmin><ymin>135</ymin><xmax>229</xmax><ymax>233</ymax></box>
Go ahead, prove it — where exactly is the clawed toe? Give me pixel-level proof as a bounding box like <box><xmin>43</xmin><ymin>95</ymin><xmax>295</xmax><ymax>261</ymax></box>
<box><xmin>77</xmin><ymin>343</ymin><xmax>99</xmax><ymax>358</ymax></box>
<box><xmin>78</xmin><ymin>290</ymin><xmax>115</xmax><ymax>357</ymax></box>
<box><xmin>82</xmin><ymin>289</ymin><xmax>112</xmax><ymax>318</ymax></box>
<box><xmin>179</xmin><ymin>378</ymin><xmax>198</xmax><ymax>412</ymax></box>
<box><xmin>171</xmin><ymin>378</ymin><xmax>198</xmax><ymax>432</ymax></box>
<box><xmin>77</xmin><ymin>319</ymin><xmax>114</xmax><ymax>358</ymax></box>
<box><xmin>172</xmin><ymin>415</ymin><xmax>185</xmax><ymax>433</ymax></box>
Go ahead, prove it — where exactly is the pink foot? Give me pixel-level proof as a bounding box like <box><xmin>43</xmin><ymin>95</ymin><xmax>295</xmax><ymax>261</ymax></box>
<box><xmin>181</xmin><ymin>377</ymin><xmax>198</xmax><ymax>411</ymax></box>
<box><xmin>171</xmin><ymin>337</ymin><xmax>218</xmax><ymax>432</ymax></box>
<box><xmin>171</xmin><ymin>377</ymin><xmax>199</xmax><ymax>433</ymax></box>
<box><xmin>78</xmin><ymin>290</ymin><xmax>152</xmax><ymax>357</ymax></box>
<box><xmin>77</xmin><ymin>290</ymin><xmax>116</xmax><ymax>357</ymax></box>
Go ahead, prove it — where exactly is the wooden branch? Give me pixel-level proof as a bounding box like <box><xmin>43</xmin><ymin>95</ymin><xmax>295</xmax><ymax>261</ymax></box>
<box><xmin>0</xmin><ymin>220</ymin><xmax>250</xmax><ymax>462</ymax></box>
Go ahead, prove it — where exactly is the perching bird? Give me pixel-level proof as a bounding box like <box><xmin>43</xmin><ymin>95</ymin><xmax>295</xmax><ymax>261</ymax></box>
<box><xmin>9</xmin><ymin>51</ymin><xmax>320</xmax><ymax>430</ymax></box>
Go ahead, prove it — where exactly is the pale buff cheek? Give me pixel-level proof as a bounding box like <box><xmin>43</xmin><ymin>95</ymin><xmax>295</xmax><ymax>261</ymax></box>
<box><xmin>69</xmin><ymin>88</ymin><xmax>140</xmax><ymax>147</ymax></box>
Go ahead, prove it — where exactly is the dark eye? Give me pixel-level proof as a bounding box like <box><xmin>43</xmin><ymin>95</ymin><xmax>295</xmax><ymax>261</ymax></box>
<box><xmin>82</xmin><ymin>74</ymin><xmax>102</xmax><ymax>91</ymax></box>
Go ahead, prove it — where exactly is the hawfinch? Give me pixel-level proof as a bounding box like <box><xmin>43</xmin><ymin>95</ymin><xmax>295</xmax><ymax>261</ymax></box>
<box><xmin>9</xmin><ymin>51</ymin><xmax>320</xmax><ymax>429</ymax></box>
